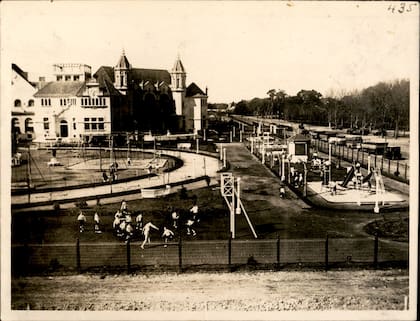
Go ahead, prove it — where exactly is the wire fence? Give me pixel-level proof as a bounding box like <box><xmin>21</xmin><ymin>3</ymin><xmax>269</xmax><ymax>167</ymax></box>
<box><xmin>12</xmin><ymin>236</ymin><xmax>408</xmax><ymax>275</ymax></box>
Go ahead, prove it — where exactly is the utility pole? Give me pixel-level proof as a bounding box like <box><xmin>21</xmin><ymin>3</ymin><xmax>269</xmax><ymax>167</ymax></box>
<box><xmin>26</xmin><ymin>144</ymin><xmax>31</xmax><ymax>203</ymax></box>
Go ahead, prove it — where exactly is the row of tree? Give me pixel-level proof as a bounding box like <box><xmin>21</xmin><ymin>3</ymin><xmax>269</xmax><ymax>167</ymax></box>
<box><xmin>231</xmin><ymin>79</ymin><xmax>409</xmax><ymax>137</ymax></box>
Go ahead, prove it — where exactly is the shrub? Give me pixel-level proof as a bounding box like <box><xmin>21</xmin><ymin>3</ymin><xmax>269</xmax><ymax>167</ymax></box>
<box><xmin>53</xmin><ymin>202</ymin><xmax>60</xmax><ymax>212</ymax></box>
<box><xmin>75</xmin><ymin>199</ymin><xmax>88</xmax><ymax>209</ymax></box>
<box><xmin>179</xmin><ymin>186</ymin><xmax>188</xmax><ymax>199</ymax></box>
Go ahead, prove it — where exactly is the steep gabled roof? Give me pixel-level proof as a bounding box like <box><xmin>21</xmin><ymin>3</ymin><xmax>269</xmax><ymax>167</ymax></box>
<box><xmin>186</xmin><ymin>82</ymin><xmax>206</xmax><ymax>97</ymax></box>
<box><xmin>115</xmin><ymin>51</ymin><xmax>131</xmax><ymax>69</ymax></box>
<box><xmin>12</xmin><ymin>63</ymin><xmax>36</xmax><ymax>88</ymax></box>
<box><xmin>94</xmin><ymin>66</ymin><xmax>121</xmax><ymax>96</ymax></box>
<box><xmin>34</xmin><ymin>81</ymin><xmax>85</xmax><ymax>97</ymax></box>
<box><xmin>172</xmin><ymin>58</ymin><xmax>185</xmax><ymax>73</ymax></box>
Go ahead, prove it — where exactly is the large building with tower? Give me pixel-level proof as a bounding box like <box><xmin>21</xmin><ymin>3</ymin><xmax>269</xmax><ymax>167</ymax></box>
<box><xmin>12</xmin><ymin>52</ymin><xmax>208</xmax><ymax>144</ymax></box>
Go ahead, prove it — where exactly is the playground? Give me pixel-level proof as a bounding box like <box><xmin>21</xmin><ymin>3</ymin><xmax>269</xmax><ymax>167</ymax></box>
<box><xmin>304</xmin><ymin>161</ymin><xmax>408</xmax><ymax>212</ymax></box>
<box><xmin>12</xmin><ymin>147</ymin><xmax>168</xmax><ymax>189</ymax></box>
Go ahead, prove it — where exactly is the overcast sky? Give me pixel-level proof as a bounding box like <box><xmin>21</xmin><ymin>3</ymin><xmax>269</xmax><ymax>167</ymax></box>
<box><xmin>2</xmin><ymin>1</ymin><xmax>418</xmax><ymax>103</ymax></box>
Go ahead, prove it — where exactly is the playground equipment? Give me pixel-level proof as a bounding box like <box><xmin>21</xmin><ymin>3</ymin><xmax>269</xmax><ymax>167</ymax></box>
<box><xmin>220</xmin><ymin>173</ymin><xmax>257</xmax><ymax>239</ymax></box>
<box><xmin>373</xmin><ymin>169</ymin><xmax>386</xmax><ymax>213</ymax></box>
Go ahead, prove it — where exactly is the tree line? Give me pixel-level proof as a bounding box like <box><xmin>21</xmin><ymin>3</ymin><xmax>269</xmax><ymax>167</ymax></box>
<box><xmin>231</xmin><ymin>79</ymin><xmax>409</xmax><ymax>137</ymax></box>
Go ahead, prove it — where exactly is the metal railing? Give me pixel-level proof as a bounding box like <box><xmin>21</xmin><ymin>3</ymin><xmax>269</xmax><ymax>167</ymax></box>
<box><xmin>313</xmin><ymin>140</ymin><xmax>409</xmax><ymax>183</ymax></box>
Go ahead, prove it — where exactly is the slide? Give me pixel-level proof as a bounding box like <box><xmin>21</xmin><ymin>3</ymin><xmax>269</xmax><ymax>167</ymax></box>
<box><xmin>362</xmin><ymin>171</ymin><xmax>373</xmax><ymax>183</ymax></box>
<box><xmin>340</xmin><ymin>166</ymin><xmax>355</xmax><ymax>188</ymax></box>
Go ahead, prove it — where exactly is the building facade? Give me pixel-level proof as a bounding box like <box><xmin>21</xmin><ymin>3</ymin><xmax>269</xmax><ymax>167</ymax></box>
<box><xmin>11</xmin><ymin>64</ymin><xmax>37</xmax><ymax>144</ymax></box>
<box><xmin>32</xmin><ymin>64</ymin><xmax>111</xmax><ymax>144</ymax></box>
<box><xmin>12</xmin><ymin>52</ymin><xmax>208</xmax><ymax>144</ymax></box>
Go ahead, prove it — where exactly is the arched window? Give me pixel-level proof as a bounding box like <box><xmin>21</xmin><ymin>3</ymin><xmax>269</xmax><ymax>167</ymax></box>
<box><xmin>25</xmin><ymin>118</ymin><xmax>34</xmax><ymax>133</ymax></box>
<box><xmin>12</xmin><ymin>118</ymin><xmax>20</xmax><ymax>134</ymax></box>
<box><xmin>14</xmin><ymin>99</ymin><xmax>21</xmax><ymax>107</ymax></box>
<box><xmin>28</xmin><ymin>99</ymin><xmax>34</xmax><ymax>107</ymax></box>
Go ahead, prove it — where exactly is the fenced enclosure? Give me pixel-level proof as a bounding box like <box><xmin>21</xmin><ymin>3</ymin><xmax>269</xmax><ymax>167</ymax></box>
<box><xmin>313</xmin><ymin>140</ymin><xmax>409</xmax><ymax>183</ymax></box>
<box><xmin>12</xmin><ymin>236</ymin><xmax>408</xmax><ymax>275</ymax></box>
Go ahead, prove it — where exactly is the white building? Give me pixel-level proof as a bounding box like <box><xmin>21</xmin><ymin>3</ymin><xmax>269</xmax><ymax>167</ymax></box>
<box><xmin>32</xmin><ymin>64</ymin><xmax>111</xmax><ymax>144</ymax></box>
<box><xmin>11</xmin><ymin>64</ymin><xmax>37</xmax><ymax>140</ymax></box>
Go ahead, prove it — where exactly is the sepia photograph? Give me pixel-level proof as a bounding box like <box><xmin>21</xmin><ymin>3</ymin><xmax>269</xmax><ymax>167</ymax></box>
<box><xmin>1</xmin><ymin>1</ymin><xmax>418</xmax><ymax>320</ymax></box>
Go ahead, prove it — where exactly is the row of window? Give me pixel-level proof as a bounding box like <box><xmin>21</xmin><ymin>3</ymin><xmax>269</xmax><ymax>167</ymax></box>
<box><xmin>41</xmin><ymin>98</ymin><xmax>51</xmax><ymax>106</ymax></box>
<box><xmin>14</xmin><ymin>99</ymin><xmax>34</xmax><ymax>107</ymax></box>
<box><xmin>60</xmin><ymin>98</ymin><xmax>77</xmax><ymax>106</ymax></box>
<box><xmin>12</xmin><ymin>118</ymin><xmax>33</xmax><ymax>133</ymax></box>
<box><xmin>56</xmin><ymin>75</ymin><xmax>80</xmax><ymax>81</ymax></box>
<box><xmin>81</xmin><ymin>97</ymin><xmax>107</xmax><ymax>106</ymax></box>
<box><xmin>84</xmin><ymin>118</ymin><xmax>105</xmax><ymax>131</ymax></box>
<box><xmin>41</xmin><ymin>117</ymin><xmax>104</xmax><ymax>131</ymax></box>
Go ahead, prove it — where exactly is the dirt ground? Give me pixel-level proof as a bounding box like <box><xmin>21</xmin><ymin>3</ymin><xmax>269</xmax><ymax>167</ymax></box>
<box><xmin>11</xmin><ymin>269</ymin><xmax>409</xmax><ymax>311</ymax></box>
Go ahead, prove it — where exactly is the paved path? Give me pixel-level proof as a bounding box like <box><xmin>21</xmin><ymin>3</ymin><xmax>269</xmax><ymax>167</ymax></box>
<box><xmin>11</xmin><ymin>150</ymin><xmax>221</xmax><ymax>208</ymax></box>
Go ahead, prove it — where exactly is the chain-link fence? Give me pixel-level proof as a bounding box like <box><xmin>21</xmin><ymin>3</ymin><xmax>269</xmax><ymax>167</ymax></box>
<box><xmin>12</xmin><ymin>236</ymin><xmax>408</xmax><ymax>275</ymax></box>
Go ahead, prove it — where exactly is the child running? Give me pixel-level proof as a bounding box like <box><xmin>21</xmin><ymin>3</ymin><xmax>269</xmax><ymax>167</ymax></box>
<box><xmin>171</xmin><ymin>210</ymin><xmax>179</xmax><ymax>229</ymax></box>
<box><xmin>141</xmin><ymin>222</ymin><xmax>159</xmax><ymax>249</ymax></box>
<box><xmin>94</xmin><ymin>212</ymin><xmax>102</xmax><ymax>233</ymax></box>
<box><xmin>77</xmin><ymin>211</ymin><xmax>86</xmax><ymax>233</ymax></box>
<box><xmin>186</xmin><ymin>217</ymin><xmax>196</xmax><ymax>236</ymax></box>
<box><xmin>161</xmin><ymin>226</ymin><xmax>175</xmax><ymax>247</ymax></box>
<box><xmin>135</xmin><ymin>212</ymin><xmax>143</xmax><ymax>232</ymax></box>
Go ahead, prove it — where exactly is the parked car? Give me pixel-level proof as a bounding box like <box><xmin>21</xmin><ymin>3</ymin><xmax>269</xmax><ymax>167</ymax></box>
<box><xmin>373</xmin><ymin>129</ymin><xmax>387</xmax><ymax>136</ymax></box>
<box><xmin>385</xmin><ymin>146</ymin><xmax>402</xmax><ymax>160</ymax></box>
<box><xmin>347</xmin><ymin>128</ymin><xmax>370</xmax><ymax>135</ymax></box>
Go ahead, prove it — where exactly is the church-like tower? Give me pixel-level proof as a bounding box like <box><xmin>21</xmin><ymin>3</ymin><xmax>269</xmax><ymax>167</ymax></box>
<box><xmin>114</xmin><ymin>50</ymin><xmax>131</xmax><ymax>94</ymax></box>
<box><xmin>170</xmin><ymin>56</ymin><xmax>186</xmax><ymax>116</ymax></box>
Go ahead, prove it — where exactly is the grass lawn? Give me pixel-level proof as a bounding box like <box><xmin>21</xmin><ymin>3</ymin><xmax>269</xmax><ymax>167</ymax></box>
<box><xmin>12</xmin><ymin>184</ymin><xmax>409</xmax><ymax>244</ymax></box>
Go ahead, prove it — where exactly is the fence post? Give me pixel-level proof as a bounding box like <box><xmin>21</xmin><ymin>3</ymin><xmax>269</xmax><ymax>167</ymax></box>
<box><xmin>228</xmin><ymin>232</ymin><xmax>232</xmax><ymax>271</ymax></box>
<box><xmin>374</xmin><ymin>154</ymin><xmax>377</xmax><ymax>168</ymax></box>
<box><xmin>373</xmin><ymin>234</ymin><xmax>379</xmax><ymax>269</ymax></box>
<box><xmin>76</xmin><ymin>238</ymin><xmax>81</xmax><ymax>273</ymax></box>
<box><xmin>396</xmin><ymin>160</ymin><xmax>400</xmax><ymax>175</ymax></box>
<box><xmin>178</xmin><ymin>235</ymin><xmax>182</xmax><ymax>273</ymax></box>
<box><xmin>361</xmin><ymin>150</ymin><xmax>365</xmax><ymax>166</ymax></box>
<box><xmin>381</xmin><ymin>155</ymin><xmax>384</xmax><ymax>171</ymax></box>
<box><xmin>126</xmin><ymin>240</ymin><xmax>131</xmax><ymax>274</ymax></box>
<box><xmin>388</xmin><ymin>159</ymin><xmax>391</xmax><ymax>174</ymax></box>
<box><xmin>325</xmin><ymin>234</ymin><xmax>329</xmax><ymax>272</ymax></box>
<box><xmin>404</xmin><ymin>164</ymin><xmax>407</xmax><ymax>180</ymax></box>
<box><xmin>276</xmin><ymin>235</ymin><xmax>280</xmax><ymax>270</ymax></box>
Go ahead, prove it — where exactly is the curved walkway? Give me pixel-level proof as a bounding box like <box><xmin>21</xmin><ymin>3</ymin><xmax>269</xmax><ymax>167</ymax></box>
<box><xmin>11</xmin><ymin>150</ymin><xmax>221</xmax><ymax>210</ymax></box>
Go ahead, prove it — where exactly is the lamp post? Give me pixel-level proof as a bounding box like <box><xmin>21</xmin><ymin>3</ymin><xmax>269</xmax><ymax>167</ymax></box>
<box><xmin>236</xmin><ymin>177</ymin><xmax>241</xmax><ymax>214</ymax></box>
<box><xmin>302</xmin><ymin>161</ymin><xmax>307</xmax><ymax>197</ymax></box>
<box><xmin>328</xmin><ymin>142</ymin><xmax>332</xmax><ymax>183</ymax></box>
<box><xmin>281</xmin><ymin>154</ymin><xmax>285</xmax><ymax>181</ymax></box>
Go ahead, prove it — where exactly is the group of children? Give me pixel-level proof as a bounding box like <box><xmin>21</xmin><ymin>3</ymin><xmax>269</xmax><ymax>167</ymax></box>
<box><xmin>77</xmin><ymin>210</ymin><xmax>102</xmax><ymax>234</ymax></box>
<box><xmin>76</xmin><ymin>199</ymin><xmax>202</xmax><ymax>249</ymax></box>
<box><xmin>102</xmin><ymin>162</ymin><xmax>119</xmax><ymax>182</ymax></box>
<box><xmin>112</xmin><ymin>200</ymin><xmax>201</xmax><ymax>249</ymax></box>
